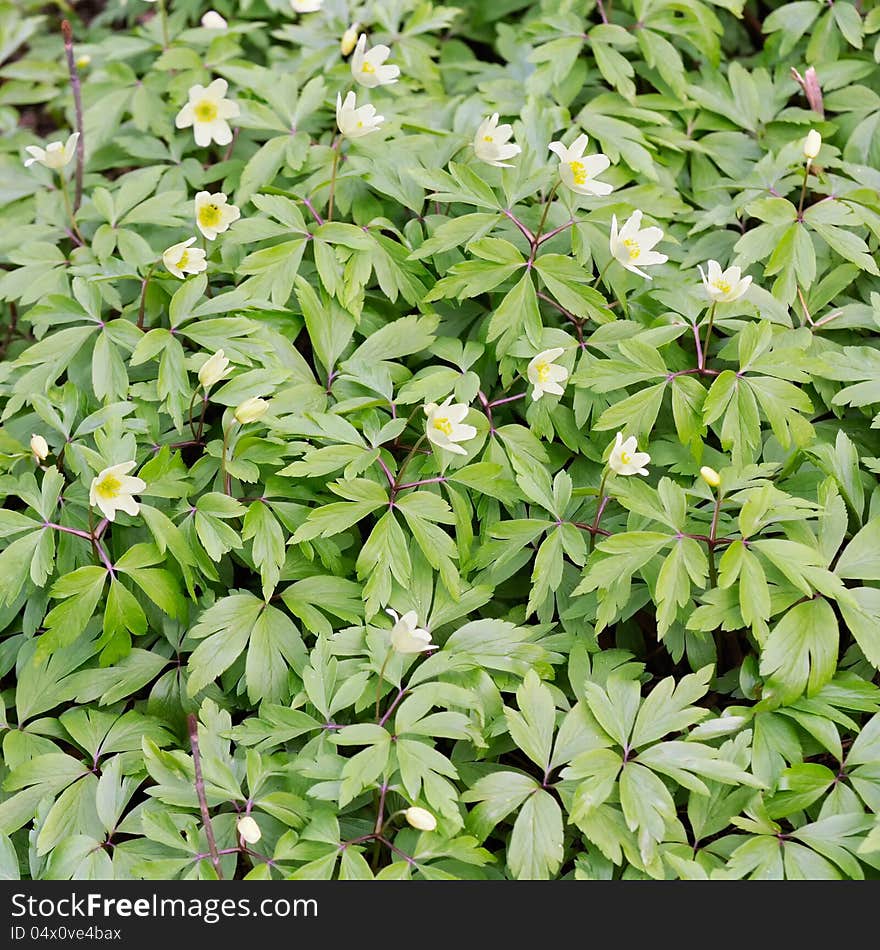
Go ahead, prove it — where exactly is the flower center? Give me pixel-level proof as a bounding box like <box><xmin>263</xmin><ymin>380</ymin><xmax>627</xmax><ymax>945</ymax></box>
<box><xmin>535</xmin><ymin>362</ymin><xmax>550</xmax><ymax>383</ymax></box>
<box><xmin>623</xmin><ymin>238</ymin><xmax>640</xmax><ymax>260</ymax></box>
<box><xmin>570</xmin><ymin>160</ymin><xmax>588</xmax><ymax>185</ymax></box>
<box><xmin>713</xmin><ymin>279</ymin><xmax>731</xmax><ymax>294</ymax></box>
<box><xmin>620</xmin><ymin>451</ymin><xmax>632</xmax><ymax>464</ymax></box>
<box><xmin>194</xmin><ymin>99</ymin><xmax>218</xmax><ymax>122</ymax></box>
<box><xmin>95</xmin><ymin>474</ymin><xmax>121</xmax><ymax>499</ymax></box>
<box><xmin>483</xmin><ymin>135</ymin><xmax>493</xmax><ymax>142</ymax></box>
<box><xmin>362</xmin><ymin>61</ymin><xmax>375</xmax><ymax>74</ymax></box>
<box><xmin>357</xmin><ymin>120</ymin><xmax>363</xmax><ymax>127</ymax></box>
<box><xmin>199</xmin><ymin>203</ymin><xmax>222</xmax><ymax>228</ymax></box>
<box><xmin>433</xmin><ymin>416</ymin><xmax>453</xmax><ymax>436</ymax></box>
<box><xmin>177</xmin><ymin>250</ymin><xmax>190</xmax><ymax>270</ymax></box>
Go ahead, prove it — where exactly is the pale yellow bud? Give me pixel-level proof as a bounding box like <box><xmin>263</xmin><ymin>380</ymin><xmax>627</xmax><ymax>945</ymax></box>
<box><xmin>75</xmin><ymin>54</ymin><xmax>91</xmax><ymax>69</ymax></box>
<box><xmin>234</xmin><ymin>397</ymin><xmax>268</xmax><ymax>425</ymax></box>
<box><xmin>236</xmin><ymin>815</ymin><xmax>261</xmax><ymax>844</ymax></box>
<box><xmin>404</xmin><ymin>806</ymin><xmax>437</xmax><ymax>832</ymax></box>
<box><xmin>198</xmin><ymin>349</ymin><xmax>230</xmax><ymax>390</ymax></box>
<box><xmin>700</xmin><ymin>466</ymin><xmax>721</xmax><ymax>489</ymax></box>
<box><xmin>803</xmin><ymin>129</ymin><xmax>821</xmax><ymax>161</ymax></box>
<box><xmin>30</xmin><ymin>434</ymin><xmax>49</xmax><ymax>462</ymax></box>
<box><xmin>341</xmin><ymin>22</ymin><xmax>360</xmax><ymax>56</ymax></box>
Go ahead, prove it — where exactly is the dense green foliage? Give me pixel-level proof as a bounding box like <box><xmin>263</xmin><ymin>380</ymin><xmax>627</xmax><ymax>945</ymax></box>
<box><xmin>2</xmin><ymin>0</ymin><xmax>880</xmax><ymax>881</ymax></box>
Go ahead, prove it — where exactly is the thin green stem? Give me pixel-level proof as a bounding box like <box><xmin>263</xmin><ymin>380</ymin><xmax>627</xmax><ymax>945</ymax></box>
<box><xmin>588</xmin><ymin>470</ymin><xmax>610</xmax><ymax>553</ymax></box>
<box><xmin>221</xmin><ymin>421</ymin><xmax>236</xmax><ymax>495</ymax></box>
<box><xmin>393</xmin><ymin>434</ymin><xmax>426</xmax><ymax>490</ymax></box>
<box><xmin>531</xmin><ymin>181</ymin><xmax>561</xmax><ymax>257</ymax></box>
<box><xmin>701</xmin><ymin>300</ymin><xmax>718</xmax><ymax>368</ymax></box>
<box><xmin>592</xmin><ymin>257</ymin><xmax>613</xmax><ymax>288</ymax></box>
<box><xmin>58</xmin><ymin>174</ymin><xmax>85</xmax><ymax>244</ymax></box>
<box><xmin>374</xmin><ymin>646</ymin><xmax>394</xmax><ymax>719</ymax></box>
<box><xmin>327</xmin><ymin>136</ymin><xmax>342</xmax><ymax>221</ymax></box>
<box><xmin>797</xmin><ymin>160</ymin><xmax>810</xmax><ymax>218</ymax></box>
<box><xmin>157</xmin><ymin>0</ymin><xmax>170</xmax><ymax>49</ymax></box>
<box><xmin>137</xmin><ymin>259</ymin><xmax>160</xmax><ymax>331</ymax></box>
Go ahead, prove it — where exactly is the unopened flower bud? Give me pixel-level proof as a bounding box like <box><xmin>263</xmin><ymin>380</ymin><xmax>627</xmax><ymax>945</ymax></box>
<box><xmin>198</xmin><ymin>349</ymin><xmax>230</xmax><ymax>390</ymax></box>
<box><xmin>201</xmin><ymin>11</ymin><xmax>228</xmax><ymax>30</ymax></box>
<box><xmin>30</xmin><ymin>434</ymin><xmax>49</xmax><ymax>462</ymax></box>
<box><xmin>700</xmin><ymin>466</ymin><xmax>721</xmax><ymax>489</ymax></box>
<box><xmin>341</xmin><ymin>22</ymin><xmax>360</xmax><ymax>56</ymax></box>
<box><xmin>803</xmin><ymin>129</ymin><xmax>821</xmax><ymax>161</ymax></box>
<box><xmin>404</xmin><ymin>806</ymin><xmax>437</xmax><ymax>832</ymax></box>
<box><xmin>236</xmin><ymin>815</ymin><xmax>261</xmax><ymax>844</ymax></box>
<box><xmin>75</xmin><ymin>54</ymin><xmax>91</xmax><ymax>69</ymax></box>
<box><xmin>234</xmin><ymin>397</ymin><xmax>268</xmax><ymax>425</ymax></box>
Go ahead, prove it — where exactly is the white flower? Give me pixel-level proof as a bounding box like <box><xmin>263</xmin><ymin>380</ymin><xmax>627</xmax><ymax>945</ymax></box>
<box><xmin>527</xmin><ymin>348</ymin><xmax>569</xmax><ymax>401</ymax></box>
<box><xmin>697</xmin><ymin>260</ymin><xmax>751</xmax><ymax>303</ymax></box>
<box><xmin>23</xmin><ymin>132</ymin><xmax>79</xmax><ymax>170</ymax></box>
<box><xmin>424</xmin><ymin>395</ymin><xmax>477</xmax><ymax>456</ymax></box>
<box><xmin>473</xmin><ymin>113</ymin><xmax>521</xmax><ymax>168</ymax></box>
<box><xmin>609</xmin><ymin>210</ymin><xmax>667</xmax><ymax>280</ymax></box>
<box><xmin>336</xmin><ymin>91</ymin><xmax>384</xmax><ymax>139</ymax></box>
<box><xmin>201</xmin><ymin>10</ymin><xmax>228</xmax><ymax>29</ymax></box>
<box><xmin>194</xmin><ymin>191</ymin><xmax>240</xmax><ymax>241</ymax></box>
<box><xmin>341</xmin><ymin>22</ymin><xmax>360</xmax><ymax>56</ymax></box>
<box><xmin>162</xmin><ymin>237</ymin><xmax>207</xmax><ymax>279</ymax></box>
<box><xmin>387</xmin><ymin>608</ymin><xmax>435</xmax><ymax>654</ymax></box>
<box><xmin>291</xmin><ymin>0</ymin><xmax>323</xmax><ymax>11</ymax></box>
<box><xmin>175</xmin><ymin>78</ymin><xmax>239</xmax><ymax>148</ymax></box>
<box><xmin>30</xmin><ymin>434</ymin><xmax>49</xmax><ymax>462</ymax></box>
<box><xmin>404</xmin><ymin>807</ymin><xmax>437</xmax><ymax>832</ymax></box>
<box><xmin>198</xmin><ymin>350</ymin><xmax>230</xmax><ymax>390</ymax></box>
<box><xmin>608</xmin><ymin>432</ymin><xmax>650</xmax><ymax>477</ymax></box>
<box><xmin>803</xmin><ymin>129</ymin><xmax>822</xmax><ymax>161</ymax></box>
<box><xmin>351</xmin><ymin>33</ymin><xmax>400</xmax><ymax>88</ymax></box>
<box><xmin>75</xmin><ymin>55</ymin><xmax>91</xmax><ymax>69</ymax></box>
<box><xmin>236</xmin><ymin>816</ymin><xmax>261</xmax><ymax>844</ymax></box>
<box><xmin>234</xmin><ymin>397</ymin><xmax>268</xmax><ymax>424</ymax></box>
<box><xmin>89</xmin><ymin>461</ymin><xmax>146</xmax><ymax>522</ymax></box>
<box><xmin>548</xmin><ymin>134</ymin><xmax>612</xmax><ymax>197</ymax></box>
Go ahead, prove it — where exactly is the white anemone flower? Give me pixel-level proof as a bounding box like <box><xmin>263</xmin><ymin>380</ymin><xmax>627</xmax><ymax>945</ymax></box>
<box><xmin>175</xmin><ymin>79</ymin><xmax>239</xmax><ymax>148</ymax></box>
<box><xmin>23</xmin><ymin>132</ymin><xmax>79</xmax><ymax>170</ymax></box>
<box><xmin>336</xmin><ymin>91</ymin><xmax>384</xmax><ymax>138</ymax></box>
<box><xmin>527</xmin><ymin>348</ymin><xmax>569</xmax><ymax>401</ymax></box>
<box><xmin>387</xmin><ymin>608</ymin><xmax>435</xmax><ymax>654</ymax></box>
<box><xmin>548</xmin><ymin>134</ymin><xmax>612</xmax><ymax>197</ymax></box>
<box><xmin>351</xmin><ymin>34</ymin><xmax>400</xmax><ymax>88</ymax></box>
<box><xmin>473</xmin><ymin>113</ymin><xmax>521</xmax><ymax>168</ymax></box>
<box><xmin>89</xmin><ymin>462</ymin><xmax>146</xmax><ymax>522</ymax></box>
<box><xmin>162</xmin><ymin>237</ymin><xmax>207</xmax><ymax>279</ymax></box>
<box><xmin>194</xmin><ymin>191</ymin><xmax>240</xmax><ymax>241</ymax></box>
<box><xmin>424</xmin><ymin>396</ymin><xmax>477</xmax><ymax>456</ymax></box>
<box><xmin>609</xmin><ymin>210</ymin><xmax>667</xmax><ymax>280</ymax></box>
<box><xmin>608</xmin><ymin>432</ymin><xmax>650</xmax><ymax>477</ymax></box>
<box><xmin>698</xmin><ymin>260</ymin><xmax>752</xmax><ymax>303</ymax></box>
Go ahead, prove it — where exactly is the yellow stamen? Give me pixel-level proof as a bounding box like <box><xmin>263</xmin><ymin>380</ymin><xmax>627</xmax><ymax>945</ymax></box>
<box><xmin>620</xmin><ymin>451</ymin><xmax>631</xmax><ymax>464</ymax></box>
<box><xmin>199</xmin><ymin>204</ymin><xmax>222</xmax><ymax>228</ymax></box>
<box><xmin>177</xmin><ymin>250</ymin><xmax>190</xmax><ymax>270</ymax></box>
<box><xmin>362</xmin><ymin>61</ymin><xmax>375</xmax><ymax>74</ymax></box>
<box><xmin>713</xmin><ymin>280</ymin><xmax>731</xmax><ymax>295</ymax></box>
<box><xmin>483</xmin><ymin>135</ymin><xmax>493</xmax><ymax>142</ymax></box>
<box><xmin>623</xmin><ymin>238</ymin><xmax>640</xmax><ymax>260</ymax></box>
<box><xmin>569</xmin><ymin>160</ymin><xmax>588</xmax><ymax>185</ymax></box>
<box><xmin>194</xmin><ymin>99</ymin><xmax>218</xmax><ymax>123</ymax></box>
<box><xmin>433</xmin><ymin>417</ymin><xmax>453</xmax><ymax>436</ymax></box>
<box><xmin>95</xmin><ymin>474</ymin><xmax>121</xmax><ymax>499</ymax></box>
<box><xmin>535</xmin><ymin>362</ymin><xmax>550</xmax><ymax>383</ymax></box>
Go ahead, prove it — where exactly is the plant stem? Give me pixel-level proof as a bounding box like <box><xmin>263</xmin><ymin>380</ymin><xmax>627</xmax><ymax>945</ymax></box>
<box><xmin>701</xmin><ymin>300</ymin><xmax>718</xmax><ymax>367</ymax></box>
<box><xmin>797</xmin><ymin>160</ymin><xmax>810</xmax><ymax>218</ymax></box>
<box><xmin>157</xmin><ymin>0</ymin><xmax>171</xmax><ymax>49</ymax></box>
<box><xmin>592</xmin><ymin>257</ymin><xmax>613</xmax><ymax>288</ymax></box>
<box><xmin>589</xmin><ymin>470</ymin><xmax>610</xmax><ymax>552</ymax></box>
<box><xmin>707</xmin><ymin>490</ymin><xmax>723</xmax><ymax>589</ymax></box>
<box><xmin>187</xmin><ymin>713</ymin><xmax>223</xmax><ymax>880</ymax></box>
<box><xmin>374</xmin><ymin>646</ymin><xmax>393</xmax><ymax>719</ymax></box>
<box><xmin>58</xmin><ymin>174</ymin><xmax>85</xmax><ymax>245</ymax></box>
<box><xmin>532</xmin><ymin>181</ymin><xmax>560</xmax><ymax>252</ymax></box>
<box><xmin>61</xmin><ymin>21</ymin><xmax>84</xmax><ymax>213</ymax></box>
<box><xmin>327</xmin><ymin>136</ymin><xmax>342</xmax><ymax>221</ymax></box>
<box><xmin>394</xmin><ymin>434</ymin><xmax>426</xmax><ymax>489</ymax></box>
<box><xmin>221</xmin><ymin>422</ymin><xmax>235</xmax><ymax>495</ymax></box>
<box><xmin>137</xmin><ymin>260</ymin><xmax>159</xmax><ymax>331</ymax></box>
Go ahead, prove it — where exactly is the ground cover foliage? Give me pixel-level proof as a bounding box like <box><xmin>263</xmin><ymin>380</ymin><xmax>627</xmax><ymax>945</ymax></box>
<box><xmin>1</xmin><ymin>0</ymin><xmax>880</xmax><ymax>881</ymax></box>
